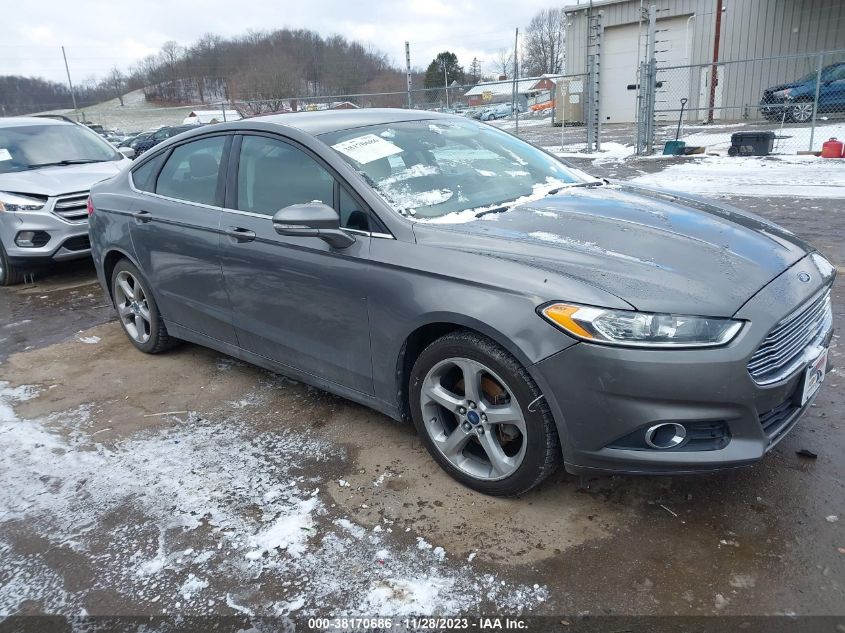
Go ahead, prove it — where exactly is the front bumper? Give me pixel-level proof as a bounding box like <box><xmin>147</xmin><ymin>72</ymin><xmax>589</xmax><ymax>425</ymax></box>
<box><xmin>0</xmin><ymin>208</ymin><xmax>91</xmax><ymax>265</ymax></box>
<box><xmin>529</xmin><ymin>254</ymin><xmax>835</xmax><ymax>476</ymax></box>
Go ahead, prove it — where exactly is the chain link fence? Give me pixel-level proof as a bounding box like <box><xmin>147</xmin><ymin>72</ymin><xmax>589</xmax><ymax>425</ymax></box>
<box><xmin>44</xmin><ymin>74</ymin><xmax>597</xmax><ymax>155</ymax></box>
<box><xmin>642</xmin><ymin>49</ymin><xmax>845</xmax><ymax>155</ymax></box>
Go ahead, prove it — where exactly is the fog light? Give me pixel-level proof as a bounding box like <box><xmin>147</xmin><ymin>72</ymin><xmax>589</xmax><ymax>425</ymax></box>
<box><xmin>644</xmin><ymin>423</ymin><xmax>687</xmax><ymax>449</ymax></box>
<box><xmin>15</xmin><ymin>230</ymin><xmax>50</xmax><ymax>247</ymax></box>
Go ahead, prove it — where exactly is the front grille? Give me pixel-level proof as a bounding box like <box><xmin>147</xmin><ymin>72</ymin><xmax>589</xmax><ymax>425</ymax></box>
<box><xmin>747</xmin><ymin>289</ymin><xmax>832</xmax><ymax>384</ymax></box>
<box><xmin>61</xmin><ymin>235</ymin><xmax>91</xmax><ymax>252</ymax></box>
<box><xmin>53</xmin><ymin>192</ymin><xmax>89</xmax><ymax>223</ymax></box>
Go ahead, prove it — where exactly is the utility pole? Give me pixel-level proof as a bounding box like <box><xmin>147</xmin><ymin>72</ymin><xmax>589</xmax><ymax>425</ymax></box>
<box><xmin>707</xmin><ymin>0</ymin><xmax>724</xmax><ymax>123</ymax></box>
<box><xmin>513</xmin><ymin>27</ymin><xmax>519</xmax><ymax>134</ymax></box>
<box><xmin>61</xmin><ymin>46</ymin><xmax>79</xmax><ymax>120</ymax></box>
<box><xmin>405</xmin><ymin>41</ymin><xmax>412</xmax><ymax>109</ymax></box>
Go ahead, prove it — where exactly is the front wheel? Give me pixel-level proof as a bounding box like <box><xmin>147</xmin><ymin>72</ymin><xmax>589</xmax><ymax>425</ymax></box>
<box><xmin>0</xmin><ymin>242</ymin><xmax>25</xmax><ymax>286</ymax></box>
<box><xmin>111</xmin><ymin>259</ymin><xmax>178</xmax><ymax>353</ymax></box>
<box><xmin>409</xmin><ymin>330</ymin><xmax>561</xmax><ymax>496</ymax></box>
<box><xmin>789</xmin><ymin>100</ymin><xmax>814</xmax><ymax>123</ymax></box>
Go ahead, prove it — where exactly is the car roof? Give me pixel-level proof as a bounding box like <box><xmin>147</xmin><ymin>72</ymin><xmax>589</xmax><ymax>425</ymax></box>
<box><xmin>0</xmin><ymin>116</ymin><xmax>76</xmax><ymax>128</ymax></box>
<box><xmin>245</xmin><ymin>108</ymin><xmax>455</xmax><ymax>136</ymax></box>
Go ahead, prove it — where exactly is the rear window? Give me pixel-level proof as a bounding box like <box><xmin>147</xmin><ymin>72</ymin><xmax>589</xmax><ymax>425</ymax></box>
<box><xmin>155</xmin><ymin>136</ymin><xmax>226</xmax><ymax>206</ymax></box>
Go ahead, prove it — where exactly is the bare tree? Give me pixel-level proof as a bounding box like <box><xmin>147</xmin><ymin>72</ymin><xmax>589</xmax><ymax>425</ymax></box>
<box><xmin>104</xmin><ymin>67</ymin><xmax>126</xmax><ymax>105</ymax></box>
<box><xmin>491</xmin><ymin>48</ymin><xmax>513</xmax><ymax>79</ymax></box>
<box><xmin>523</xmin><ymin>8</ymin><xmax>566</xmax><ymax>77</ymax></box>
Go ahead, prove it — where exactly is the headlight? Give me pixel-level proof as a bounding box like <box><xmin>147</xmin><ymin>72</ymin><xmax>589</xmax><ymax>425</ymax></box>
<box><xmin>539</xmin><ymin>302</ymin><xmax>744</xmax><ymax>348</ymax></box>
<box><xmin>0</xmin><ymin>191</ymin><xmax>45</xmax><ymax>213</ymax></box>
<box><xmin>772</xmin><ymin>88</ymin><xmax>792</xmax><ymax>99</ymax></box>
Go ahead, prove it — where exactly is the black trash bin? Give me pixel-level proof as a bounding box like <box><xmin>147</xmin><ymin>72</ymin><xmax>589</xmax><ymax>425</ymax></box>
<box><xmin>728</xmin><ymin>131</ymin><xmax>776</xmax><ymax>156</ymax></box>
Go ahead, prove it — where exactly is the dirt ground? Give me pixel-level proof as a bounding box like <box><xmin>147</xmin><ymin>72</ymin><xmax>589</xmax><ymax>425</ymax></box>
<box><xmin>1</xmin><ymin>150</ymin><xmax>843</xmax><ymax>630</ymax></box>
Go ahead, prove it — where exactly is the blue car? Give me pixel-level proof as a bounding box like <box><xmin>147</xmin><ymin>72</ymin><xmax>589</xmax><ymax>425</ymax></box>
<box><xmin>760</xmin><ymin>62</ymin><xmax>845</xmax><ymax>122</ymax></box>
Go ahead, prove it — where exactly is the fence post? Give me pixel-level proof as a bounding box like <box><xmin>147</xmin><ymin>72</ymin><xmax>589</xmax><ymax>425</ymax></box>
<box><xmin>808</xmin><ymin>51</ymin><xmax>824</xmax><ymax>152</ymax></box>
<box><xmin>405</xmin><ymin>41</ymin><xmax>412</xmax><ymax>109</ymax></box>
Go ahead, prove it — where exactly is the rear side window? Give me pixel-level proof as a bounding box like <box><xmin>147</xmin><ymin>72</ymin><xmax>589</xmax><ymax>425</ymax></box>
<box><xmin>236</xmin><ymin>135</ymin><xmax>334</xmax><ymax>215</ymax></box>
<box><xmin>131</xmin><ymin>152</ymin><xmax>167</xmax><ymax>192</ymax></box>
<box><xmin>156</xmin><ymin>136</ymin><xmax>226</xmax><ymax>206</ymax></box>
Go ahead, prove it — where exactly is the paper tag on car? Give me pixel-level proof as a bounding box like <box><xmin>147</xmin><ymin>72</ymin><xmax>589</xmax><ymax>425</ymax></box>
<box><xmin>0</xmin><ymin>149</ymin><xmax>11</xmax><ymax>161</ymax></box>
<box><xmin>332</xmin><ymin>134</ymin><xmax>402</xmax><ymax>164</ymax></box>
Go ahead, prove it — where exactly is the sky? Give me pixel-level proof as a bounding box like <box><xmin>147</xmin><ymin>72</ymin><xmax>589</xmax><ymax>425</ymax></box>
<box><xmin>1</xmin><ymin>0</ymin><xmax>563</xmax><ymax>85</ymax></box>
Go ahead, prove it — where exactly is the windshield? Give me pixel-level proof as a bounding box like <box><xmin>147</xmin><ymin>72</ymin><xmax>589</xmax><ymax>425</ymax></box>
<box><xmin>0</xmin><ymin>123</ymin><xmax>121</xmax><ymax>174</ymax></box>
<box><xmin>320</xmin><ymin>118</ymin><xmax>591</xmax><ymax>221</ymax></box>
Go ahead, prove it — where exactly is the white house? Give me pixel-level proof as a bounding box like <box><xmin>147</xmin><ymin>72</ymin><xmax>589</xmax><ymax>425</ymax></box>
<box><xmin>182</xmin><ymin>110</ymin><xmax>242</xmax><ymax>125</ymax></box>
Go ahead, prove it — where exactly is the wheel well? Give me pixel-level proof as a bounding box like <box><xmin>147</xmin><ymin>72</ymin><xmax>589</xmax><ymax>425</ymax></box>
<box><xmin>102</xmin><ymin>250</ymin><xmax>128</xmax><ymax>299</ymax></box>
<box><xmin>396</xmin><ymin>322</ymin><xmax>465</xmax><ymax>422</ymax></box>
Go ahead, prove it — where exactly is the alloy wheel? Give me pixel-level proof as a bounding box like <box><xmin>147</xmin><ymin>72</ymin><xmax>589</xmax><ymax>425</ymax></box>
<box><xmin>114</xmin><ymin>270</ymin><xmax>152</xmax><ymax>343</ymax></box>
<box><xmin>419</xmin><ymin>357</ymin><xmax>527</xmax><ymax>481</ymax></box>
<box><xmin>791</xmin><ymin>101</ymin><xmax>814</xmax><ymax>122</ymax></box>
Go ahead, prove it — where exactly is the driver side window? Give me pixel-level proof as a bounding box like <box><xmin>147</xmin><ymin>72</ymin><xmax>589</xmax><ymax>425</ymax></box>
<box><xmin>237</xmin><ymin>135</ymin><xmax>334</xmax><ymax>216</ymax></box>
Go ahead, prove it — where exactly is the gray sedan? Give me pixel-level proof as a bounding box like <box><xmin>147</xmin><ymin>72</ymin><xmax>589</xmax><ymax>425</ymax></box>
<box><xmin>88</xmin><ymin>109</ymin><xmax>835</xmax><ymax>496</ymax></box>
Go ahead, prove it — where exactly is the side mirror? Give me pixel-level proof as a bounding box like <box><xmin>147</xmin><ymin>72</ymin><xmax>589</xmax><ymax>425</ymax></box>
<box><xmin>272</xmin><ymin>202</ymin><xmax>356</xmax><ymax>249</ymax></box>
<box><xmin>118</xmin><ymin>146</ymin><xmax>136</xmax><ymax>159</ymax></box>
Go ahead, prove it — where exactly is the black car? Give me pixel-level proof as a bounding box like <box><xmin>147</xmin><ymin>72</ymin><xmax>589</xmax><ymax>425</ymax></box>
<box><xmin>133</xmin><ymin>125</ymin><xmax>200</xmax><ymax>156</ymax></box>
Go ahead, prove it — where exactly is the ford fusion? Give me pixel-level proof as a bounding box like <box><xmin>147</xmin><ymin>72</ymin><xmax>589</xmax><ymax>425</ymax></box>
<box><xmin>88</xmin><ymin>110</ymin><xmax>835</xmax><ymax>496</ymax></box>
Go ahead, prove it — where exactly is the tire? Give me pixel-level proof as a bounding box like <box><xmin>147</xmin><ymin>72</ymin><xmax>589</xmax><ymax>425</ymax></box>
<box><xmin>0</xmin><ymin>242</ymin><xmax>26</xmax><ymax>286</ymax></box>
<box><xmin>409</xmin><ymin>330</ymin><xmax>561</xmax><ymax>496</ymax></box>
<box><xmin>111</xmin><ymin>259</ymin><xmax>178</xmax><ymax>354</ymax></box>
<box><xmin>789</xmin><ymin>100</ymin><xmax>814</xmax><ymax>123</ymax></box>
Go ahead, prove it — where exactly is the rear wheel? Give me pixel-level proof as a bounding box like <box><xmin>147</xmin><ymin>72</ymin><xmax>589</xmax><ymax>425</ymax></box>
<box><xmin>0</xmin><ymin>242</ymin><xmax>25</xmax><ymax>286</ymax></box>
<box><xmin>111</xmin><ymin>259</ymin><xmax>178</xmax><ymax>353</ymax></box>
<box><xmin>409</xmin><ymin>330</ymin><xmax>561</xmax><ymax>496</ymax></box>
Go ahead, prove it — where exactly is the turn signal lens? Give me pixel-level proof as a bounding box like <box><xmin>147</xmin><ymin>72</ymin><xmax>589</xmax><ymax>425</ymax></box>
<box><xmin>540</xmin><ymin>302</ymin><xmax>743</xmax><ymax>348</ymax></box>
<box><xmin>87</xmin><ymin>196</ymin><xmax>95</xmax><ymax>216</ymax></box>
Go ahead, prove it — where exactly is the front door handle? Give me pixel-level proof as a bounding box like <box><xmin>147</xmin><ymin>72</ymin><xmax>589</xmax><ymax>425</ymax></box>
<box><xmin>225</xmin><ymin>226</ymin><xmax>256</xmax><ymax>243</ymax></box>
<box><xmin>132</xmin><ymin>210</ymin><xmax>152</xmax><ymax>223</ymax></box>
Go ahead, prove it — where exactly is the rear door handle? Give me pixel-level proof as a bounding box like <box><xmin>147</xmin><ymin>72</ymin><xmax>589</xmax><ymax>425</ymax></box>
<box><xmin>132</xmin><ymin>210</ymin><xmax>152</xmax><ymax>223</ymax></box>
<box><xmin>225</xmin><ymin>226</ymin><xmax>256</xmax><ymax>243</ymax></box>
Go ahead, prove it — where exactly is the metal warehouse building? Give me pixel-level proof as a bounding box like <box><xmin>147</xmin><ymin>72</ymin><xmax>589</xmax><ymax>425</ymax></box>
<box><xmin>563</xmin><ymin>0</ymin><xmax>845</xmax><ymax>122</ymax></box>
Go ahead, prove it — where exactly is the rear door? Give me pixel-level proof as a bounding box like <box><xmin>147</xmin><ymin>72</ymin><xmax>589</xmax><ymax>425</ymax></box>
<box><xmin>128</xmin><ymin>133</ymin><xmax>237</xmax><ymax>344</ymax></box>
<box><xmin>218</xmin><ymin>132</ymin><xmax>375</xmax><ymax>394</ymax></box>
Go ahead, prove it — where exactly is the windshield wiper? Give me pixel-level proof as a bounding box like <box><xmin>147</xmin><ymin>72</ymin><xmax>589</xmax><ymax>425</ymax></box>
<box><xmin>26</xmin><ymin>159</ymin><xmax>106</xmax><ymax>169</ymax></box>
<box><xmin>474</xmin><ymin>206</ymin><xmax>510</xmax><ymax>218</ymax></box>
<box><xmin>474</xmin><ymin>180</ymin><xmax>605</xmax><ymax>218</ymax></box>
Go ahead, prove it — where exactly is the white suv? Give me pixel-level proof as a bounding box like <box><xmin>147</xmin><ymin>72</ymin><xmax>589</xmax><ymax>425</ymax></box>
<box><xmin>0</xmin><ymin>116</ymin><xmax>131</xmax><ymax>285</ymax></box>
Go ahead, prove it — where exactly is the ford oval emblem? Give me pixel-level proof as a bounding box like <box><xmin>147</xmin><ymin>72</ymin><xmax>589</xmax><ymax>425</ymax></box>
<box><xmin>798</xmin><ymin>272</ymin><xmax>811</xmax><ymax>283</ymax></box>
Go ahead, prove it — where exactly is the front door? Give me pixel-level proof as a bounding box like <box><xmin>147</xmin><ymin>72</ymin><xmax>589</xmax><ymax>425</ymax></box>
<box><xmin>219</xmin><ymin>133</ymin><xmax>375</xmax><ymax>394</ymax></box>
<box><xmin>129</xmin><ymin>134</ymin><xmax>237</xmax><ymax>344</ymax></box>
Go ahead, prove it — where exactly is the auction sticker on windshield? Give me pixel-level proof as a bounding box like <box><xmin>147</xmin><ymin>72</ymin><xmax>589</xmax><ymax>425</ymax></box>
<box><xmin>332</xmin><ymin>134</ymin><xmax>402</xmax><ymax>164</ymax></box>
<box><xmin>0</xmin><ymin>149</ymin><xmax>11</xmax><ymax>161</ymax></box>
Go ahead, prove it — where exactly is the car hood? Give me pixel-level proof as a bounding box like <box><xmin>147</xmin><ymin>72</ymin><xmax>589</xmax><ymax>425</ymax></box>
<box><xmin>0</xmin><ymin>160</ymin><xmax>128</xmax><ymax>197</ymax></box>
<box><xmin>765</xmin><ymin>81</ymin><xmax>804</xmax><ymax>93</ymax></box>
<box><xmin>412</xmin><ymin>183</ymin><xmax>812</xmax><ymax>316</ymax></box>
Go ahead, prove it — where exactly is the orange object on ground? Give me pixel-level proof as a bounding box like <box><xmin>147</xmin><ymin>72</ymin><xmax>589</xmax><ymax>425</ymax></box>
<box><xmin>530</xmin><ymin>101</ymin><xmax>554</xmax><ymax>112</ymax></box>
<box><xmin>821</xmin><ymin>138</ymin><xmax>844</xmax><ymax>158</ymax></box>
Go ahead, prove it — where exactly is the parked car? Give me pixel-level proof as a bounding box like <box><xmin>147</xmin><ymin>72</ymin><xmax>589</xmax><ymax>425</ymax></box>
<box><xmin>89</xmin><ymin>109</ymin><xmax>834</xmax><ymax>496</ymax></box>
<box><xmin>760</xmin><ymin>62</ymin><xmax>845</xmax><ymax>122</ymax></box>
<box><xmin>118</xmin><ymin>133</ymin><xmax>142</xmax><ymax>148</ymax></box>
<box><xmin>133</xmin><ymin>125</ymin><xmax>199</xmax><ymax>156</ymax></box>
<box><xmin>0</xmin><ymin>117</ymin><xmax>131</xmax><ymax>285</ymax></box>
<box><xmin>479</xmin><ymin>102</ymin><xmax>526</xmax><ymax>121</ymax></box>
